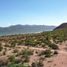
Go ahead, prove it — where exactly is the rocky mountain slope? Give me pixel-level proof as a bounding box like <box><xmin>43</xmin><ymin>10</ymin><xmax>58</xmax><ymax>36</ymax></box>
<box><xmin>54</xmin><ymin>23</ymin><xmax>67</xmax><ymax>30</ymax></box>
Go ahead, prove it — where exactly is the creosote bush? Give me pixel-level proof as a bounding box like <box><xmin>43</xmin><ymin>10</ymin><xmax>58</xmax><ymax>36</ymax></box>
<box><xmin>54</xmin><ymin>51</ymin><xmax>58</xmax><ymax>55</ymax></box>
<box><xmin>31</xmin><ymin>60</ymin><xmax>43</xmax><ymax>67</ymax></box>
<box><xmin>39</xmin><ymin>49</ymin><xmax>52</xmax><ymax>58</ymax></box>
<box><xmin>0</xmin><ymin>43</ymin><xmax>3</xmax><ymax>51</ymax></box>
<box><xmin>48</xmin><ymin>43</ymin><xmax>59</xmax><ymax>50</ymax></box>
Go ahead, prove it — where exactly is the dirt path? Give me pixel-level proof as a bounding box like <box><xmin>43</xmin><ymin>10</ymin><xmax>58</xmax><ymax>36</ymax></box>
<box><xmin>16</xmin><ymin>45</ymin><xmax>67</xmax><ymax>55</ymax></box>
<box><xmin>16</xmin><ymin>45</ymin><xmax>67</xmax><ymax>67</ymax></box>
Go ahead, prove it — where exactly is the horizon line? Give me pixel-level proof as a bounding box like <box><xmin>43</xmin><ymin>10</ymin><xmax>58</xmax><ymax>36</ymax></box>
<box><xmin>0</xmin><ymin>24</ymin><xmax>58</xmax><ymax>27</ymax></box>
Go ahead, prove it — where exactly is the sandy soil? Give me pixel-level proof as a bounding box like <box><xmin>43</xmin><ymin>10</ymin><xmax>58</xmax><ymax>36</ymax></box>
<box><xmin>1</xmin><ymin>41</ymin><xmax>67</xmax><ymax>67</ymax></box>
<box><xmin>15</xmin><ymin>44</ymin><xmax>67</xmax><ymax>67</ymax></box>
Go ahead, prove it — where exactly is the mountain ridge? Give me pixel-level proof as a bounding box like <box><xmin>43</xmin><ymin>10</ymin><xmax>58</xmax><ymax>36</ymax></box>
<box><xmin>54</xmin><ymin>23</ymin><xmax>67</xmax><ymax>30</ymax></box>
<box><xmin>0</xmin><ymin>24</ymin><xmax>56</xmax><ymax>36</ymax></box>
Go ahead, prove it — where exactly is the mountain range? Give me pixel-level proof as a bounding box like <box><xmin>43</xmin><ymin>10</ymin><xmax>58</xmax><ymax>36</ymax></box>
<box><xmin>0</xmin><ymin>25</ymin><xmax>56</xmax><ymax>36</ymax></box>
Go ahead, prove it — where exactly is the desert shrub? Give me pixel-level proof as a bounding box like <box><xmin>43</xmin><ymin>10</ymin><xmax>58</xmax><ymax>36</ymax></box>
<box><xmin>0</xmin><ymin>43</ymin><xmax>3</xmax><ymax>51</ymax></box>
<box><xmin>39</xmin><ymin>50</ymin><xmax>52</xmax><ymax>58</ymax></box>
<box><xmin>7</xmin><ymin>62</ymin><xmax>23</xmax><ymax>67</ymax></box>
<box><xmin>17</xmin><ymin>40</ymin><xmax>23</xmax><ymax>45</ymax></box>
<box><xmin>31</xmin><ymin>61</ymin><xmax>43</xmax><ymax>67</ymax></box>
<box><xmin>48</xmin><ymin>43</ymin><xmax>59</xmax><ymax>50</ymax></box>
<box><xmin>44</xmin><ymin>39</ymin><xmax>51</xmax><ymax>45</ymax></box>
<box><xmin>22</xmin><ymin>63</ymin><xmax>30</xmax><ymax>67</ymax></box>
<box><xmin>31</xmin><ymin>62</ymin><xmax>37</xmax><ymax>67</ymax></box>
<box><xmin>3</xmin><ymin>50</ymin><xmax>6</xmax><ymax>55</ymax></box>
<box><xmin>44</xmin><ymin>50</ymin><xmax>52</xmax><ymax>57</ymax></box>
<box><xmin>0</xmin><ymin>59</ymin><xmax>8</xmax><ymax>67</ymax></box>
<box><xmin>15</xmin><ymin>52</ymin><xmax>21</xmax><ymax>57</ymax></box>
<box><xmin>13</xmin><ymin>49</ymin><xmax>18</xmax><ymax>53</ymax></box>
<box><xmin>8</xmin><ymin>55</ymin><xmax>15</xmax><ymax>62</ymax></box>
<box><xmin>21</xmin><ymin>49</ymin><xmax>33</xmax><ymax>57</ymax></box>
<box><xmin>54</xmin><ymin>51</ymin><xmax>58</xmax><ymax>55</ymax></box>
<box><xmin>15</xmin><ymin>57</ymin><xmax>22</xmax><ymax>64</ymax></box>
<box><xmin>10</xmin><ymin>42</ymin><xmax>16</xmax><ymax>48</ymax></box>
<box><xmin>4</xmin><ymin>44</ymin><xmax>10</xmax><ymax>47</ymax></box>
<box><xmin>25</xmin><ymin>38</ymin><xmax>36</xmax><ymax>47</ymax></box>
<box><xmin>37</xmin><ymin>60</ymin><xmax>43</xmax><ymax>67</ymax></box>
<box><xmin>21</xmin><ymin>49</ymin><xmax>33</xmax><ymax>62</ymax></box>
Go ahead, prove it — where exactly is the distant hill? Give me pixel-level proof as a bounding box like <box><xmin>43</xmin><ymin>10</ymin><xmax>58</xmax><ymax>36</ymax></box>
<box><xmin>0</xmin><ymin>25</ymin><xmax>56</xmax><ymax>36</ymax></box>
<box><xmin>54</xmin><ymin>23</ymin><xmax>67</xmax><ymax>30</ymax></box>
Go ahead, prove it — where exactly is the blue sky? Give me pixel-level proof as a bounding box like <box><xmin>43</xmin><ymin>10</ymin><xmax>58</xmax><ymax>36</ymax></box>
<box><xmin>0</xmin><ymin>0</ymin><xmax>67</xmax><ymax>27</ymax></box>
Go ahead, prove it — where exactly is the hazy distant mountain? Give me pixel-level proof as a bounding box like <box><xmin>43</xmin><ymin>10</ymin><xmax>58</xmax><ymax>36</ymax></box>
<box><xmin>54</xmin><ymin>23</ymin><xmax>67</xmax><ymax>30</ymax></box>
<box><xmin>0</xmin><ymin>25</ymin><xmax>56</xmax><ymax>36</ymax></box>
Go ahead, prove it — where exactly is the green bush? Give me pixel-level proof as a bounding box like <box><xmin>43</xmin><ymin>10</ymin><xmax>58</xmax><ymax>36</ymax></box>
<box><xmin>32</xmin><ymin>61</ymin><xmax>43</xmax><ymax>67</ymax></box>
<box><xmin>7</xmin><ymin>62</ymin><xmax>23</xmax><ymax>67</ymax></box>
<box><xmin>21</xmin><ymin>49</ymin><xmax>33</xmax><ymax>57</ymax></box>
<box><xmin>25</xmin><ymin>39</ymin><xmax>36</xmax><ymax>46</ymax></box>
<box><xmin>39</xmin><ymin>49</ymin><xmax>52</xmax><ymax>58</ymax></box>
<box><xmin>8</xmin><ymin>55</ymin><xmax>15</xmax><ymax>62</ymax></box>
<box><xmin>0</xmin><ymin>43</ymin><xmax>3</xmax><ymax>51</ymax></box>
<box><xmin>49</xmin><ymin>44</ymin><xmax>59</xmax><ymax>50</ymax></box>
<box><xmin>10</xmin><ymin>42</ymin><xmax>16</xmax><ymax>48</ymax></box>
<box><xmin>22</xmin><ymin>63</ymin><xmax>30</xmax><ymax>67</ymax></box>
<box><xmin>37</xmin><ymin>61</ymin><xmax>43</xmax><ymax>67</ymax></box>
<box><xmin>54</xmin><ymin>51</ymin><xmax>58</xmax><ymax>55</ymax></box>
<box><xmin>21</xmin><ymin>49</ymin><xmax>33</xmax><ymax>62</ymax></box>
<box><xmin>44</xmin><ymin>50</ymin><xmax>52</xmax><ymax>57</ymax></box>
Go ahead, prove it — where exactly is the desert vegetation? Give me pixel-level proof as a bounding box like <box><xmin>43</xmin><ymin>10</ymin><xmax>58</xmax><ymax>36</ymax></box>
<box><xmin>0</xmin><ymin>29</ymin><xmax>67</xmax><ymax>67</ymax></box>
